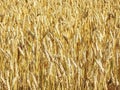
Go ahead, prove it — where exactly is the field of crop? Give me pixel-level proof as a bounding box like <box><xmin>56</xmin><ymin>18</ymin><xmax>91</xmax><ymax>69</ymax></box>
<box><xmin>0</xmin><ymin>0</ymin><xmax>120</xmax><ymax>90</ymax></box>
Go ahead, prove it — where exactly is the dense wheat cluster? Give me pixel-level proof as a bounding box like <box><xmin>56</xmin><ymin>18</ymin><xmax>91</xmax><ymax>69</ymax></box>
<box><xmin>0</xmin><ymin>0</ymin><xmax>120</xmax><ymax>90</ymax></box>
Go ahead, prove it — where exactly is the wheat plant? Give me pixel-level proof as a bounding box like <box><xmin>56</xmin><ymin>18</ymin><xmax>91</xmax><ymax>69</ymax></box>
<box><xmin>0</xmin><ymin>0</ymin><xmax>120</xmax><ymax>90</ymax></box>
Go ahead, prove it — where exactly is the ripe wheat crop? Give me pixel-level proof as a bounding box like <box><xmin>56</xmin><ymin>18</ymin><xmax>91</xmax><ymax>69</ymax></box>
<box><xmin>0</xmin><ymin>0</ymin><xmax>120</xmax><ymax>90</ymax></box>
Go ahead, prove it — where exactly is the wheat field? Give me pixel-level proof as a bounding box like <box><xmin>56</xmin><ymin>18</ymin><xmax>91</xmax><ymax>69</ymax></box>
<box><xmin>0</xmin><ymin>0</ymin><xmax>120</xmax><ymax>90</ymax></box>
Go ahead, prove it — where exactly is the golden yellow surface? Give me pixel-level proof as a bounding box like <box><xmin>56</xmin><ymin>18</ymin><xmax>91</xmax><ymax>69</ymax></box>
<box><xmin>0</xmin><ymin>0</ymin><xmax>120</xmax><ymax>90</ymax></box>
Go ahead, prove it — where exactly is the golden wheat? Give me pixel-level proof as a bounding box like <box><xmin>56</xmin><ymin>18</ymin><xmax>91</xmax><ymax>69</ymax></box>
<box><xmin>0</xmin><ymin>0</ymin><xmax>120</xmax><ymax>90</ymax></box>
